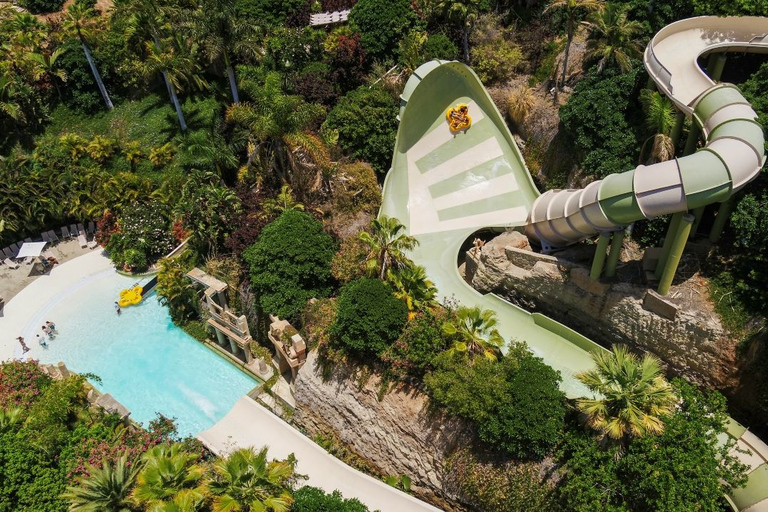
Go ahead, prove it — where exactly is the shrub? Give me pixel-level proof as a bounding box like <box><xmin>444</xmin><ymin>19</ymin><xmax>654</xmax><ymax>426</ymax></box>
<box><xmin>348</xmin><ymin>0</ymin><xmax>418</xmax><ymax>63</ymax></box>
<box><xmin>323</xmin><ymin>86</ymin><xmax>398</xmax><ymax>174</ymax></box>
<box><xmin>425</xmin><ymin>343</ymin><xmax>566</xmax><ymax>459</ymax></box>
<box><xmin>243</xmin><ymin>210</ymin><xmax>335</xmax><ymax>321</ymax></box>
<box><xmin>157</xmin><ymin>257</ymin><xmax>199</xmax><ymax>324</ymax></box>
<box><xmin>330</xmin><ymin>278</ymin><xmax>408</xmax><ymax>359</ymax></box>
<box><xmin>291</xmin><ymin>486</ymin><xmax>370</xmax><ymax>511</ymax></box>
<box><xmin>381</xmin><ymin>309</ymin><xmax>450</xmax><ymax>378</ymax></box>
<box><xmin>105</xmin><ymin>202</ymin><xmax>175</xmax><ymax>271</ymax></box>
<box><xmin>17</xmin><ymin>0</ymin><xmax>65</xmax><ymax>14</ymax></box>
<box><xmin>423</xmin><ymin>33</ymin><xmax>458</xmax><ymax>61</ymax></box>
<box><xmin>0</xmin><ymin>361</ymin><xmax>52</xmax><ymax>409</ymax></box>
<box><xmin>332</xmin><ymin>162</ymin><xmax>381</xmax><ymax>214</ymax></box>
<box><xmin>331</xmin><ymin>237</ymin><xmax>368</xmax><ymax>284</ymax></box>
<box><xmin>471</xmin><ymin>40</ymin><xmax>524</xmax><ymax>84</ymax></box>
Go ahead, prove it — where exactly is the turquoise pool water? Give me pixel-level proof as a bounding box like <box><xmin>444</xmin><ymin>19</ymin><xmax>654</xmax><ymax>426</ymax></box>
<box><xmin>24</xmin><ymin>269</ymin><xmax>258</xmax><ymax>437</ymax></box>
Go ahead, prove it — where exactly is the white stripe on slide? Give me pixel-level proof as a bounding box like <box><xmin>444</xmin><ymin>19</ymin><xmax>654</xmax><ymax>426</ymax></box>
<box><xmin>407</xmin><ymin>101</ymin><xmax>485</xmax><ymax>162</ymax></box>
<box><xmin>424</xmin><ymin>137</ymin><xmax>503</xmax><ymax>186</ymax></box>
<box><xmin>432</xmin><ymin>173</ymin><xmax>519</xmax><ymax>211</ymax></box>
<box><xmin>436</xmin><ymin>206</ymin><xmax>530</xmax><ymax>233</ymax></box>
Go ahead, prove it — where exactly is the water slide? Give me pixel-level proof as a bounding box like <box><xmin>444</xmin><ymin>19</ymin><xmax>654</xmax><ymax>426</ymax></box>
<box><xmin>380</xmin><ymin>16</ymin><xmax>768</xmax><ymax>511</ymax></box>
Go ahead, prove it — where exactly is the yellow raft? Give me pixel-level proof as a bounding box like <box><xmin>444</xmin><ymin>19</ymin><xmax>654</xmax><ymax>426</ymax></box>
<box><xmin>118</xmin><ymin>285</ymin><xmax>143</xmax><ymax>307</ymax></box>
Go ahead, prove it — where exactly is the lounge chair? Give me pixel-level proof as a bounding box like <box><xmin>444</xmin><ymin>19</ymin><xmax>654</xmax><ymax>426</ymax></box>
<box><xmin>2</xmin><ymin>248</ymin><xmax>13</xmax><ymax>259</ymax></box>
<box><xmin>24</xmin><ymin>237</ymin><xmax>32</xmax><ymax>242</ymax></box>
<box><xmin>77</xmin><ymin>223</ymin><xmax>85</xmax><ymax>235</ymax></box>
<box><xmin>78</xmin><ymin>233</ymin><xmax>88</xmax><ymax>248</ymax></box>
<box><xmin>47</xmin><ymin>230</ymin><xmax>59</xmax><ymax>243</ymax></box>
<box><xmin>3</xmin><ymin>258</ymin><xmax>19</xmax><ymax>269</ymax></box>
<box><xmin>42</xmin><ymin>232</ymin><xmax>51</xmax><ymax>243</ymax></box>
<box><xmin>69</xmin><ymin>224</ymin><xmax>78</xmax><ymax>237</ymax></box>
<box><xmin>87</xmin><ymin>221</ymin><xmax>95</xmax><ymax>235</ymax></box>
<box><xmin>87</xmin><ymin>239</ymin><xmax>99</xmax><ymax>249</ymax></box>
<box><xmin>9</xmin><ymin>243</ymin><xmax>19</xmax><ymax>257</ymax></box>
<box><xmin>61</xmin><ymin>226</ymin><xmax>71</xmax><ymax>239</ymax></box>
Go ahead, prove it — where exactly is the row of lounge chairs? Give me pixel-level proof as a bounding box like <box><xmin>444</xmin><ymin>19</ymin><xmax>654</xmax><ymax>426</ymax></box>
<box><xmin>1</xmin><ymin>221</ymin><xmax>99</xmax><ymax>270</ymax></box>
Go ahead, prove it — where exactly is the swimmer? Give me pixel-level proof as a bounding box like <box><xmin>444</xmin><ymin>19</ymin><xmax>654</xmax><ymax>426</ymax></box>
<box><xmin>45</xmin><ymin>320</ymin><xmax>56</xmax><ymax>332</ymax></box>
<box><xmin>42</xmin><ymin>325</ymin><xmax>55</xmax><ymax>340</ymax></box>
<box><xmin>114</xmin><ymin>301</ymin><xmax>121</xmax><ymax>315</ymax></box>
<box><xmin>36</xmin><ymin>334</ymin><xmax>48</xmax><ymax>348</ymax></box>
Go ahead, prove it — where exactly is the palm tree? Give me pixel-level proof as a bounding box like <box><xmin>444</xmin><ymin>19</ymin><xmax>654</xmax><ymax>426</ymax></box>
<box><xmin>132</xmin><ymin>443</ymin><xmax>208</xmax><ymax>511</ymax></box>
<box><xmin>442</xmin><ymin>306</ymin><xmax>505</xmax><ymax>360</ymax></box>
<box><xmin>187</xmin><ymin>0</ymin><xmax>260</xmax><ymax>104</ymax></box>
<box><xmin>359</xmin><ymin>215</ymin><xmax>419</xmax><ymax>280</ymax></box>
<box><xmin>61</xmin><ymin>454</ymin><xmax>141</xmax><ymax>511</ymax></box>
<box><xmin>0</xmin><ymin>407</ymin><xmax>22</xmax><ymax>432</ymax></box>
<box><xmin>638</xmin><ymin>88</ymin><xmax>676</xmax><ymax>164</ymax></box>
<box><xmin>262</xmin><ymin>184</ymin><xmax>304</xmax><ymax>216</ymax></box>
<box><xmin>431</xmin><ymin>0</ymin><xmax>483</xmax><ymax>63</ymax></box>
<box><xmin>141</xmin><ymin>35</ymin><xmax>209</xmax><ymax>131</ymax></box>
<box><xmin>388</xmin><ymin>264</ymin><xmax>437</xmax><ymax>319</ymax></box>
<box><xmin>582</xmin><ymin>3</ymin><xmax>644</xmax><ymax>73</ymax></box>
<box><xmin>575</xmin><ymin>344</ymin><xmax>677</xmax><ymax>443</ymax></box>
<box><xmin>544</xmin><ymin>0</ymin><xmax>604</xmax><ymax>88</ymax></box>
<box><xmin>225</xmin><ymin>73</ymin><xmax>327</xmax><ymax>195</ymax></box>
<box><xmin>28</xmin><ymin>48</ymin><xmax>67</xmax><ymax>100</ymax></box>
<box><xmin>208</xmin><ymin>447</ymin><xmax>295</xmax><ymax>512</ymax></box>
<box><xmin>63</xmin><ymin>2</ymin><xmax>114</xmax><ymax>109</ymax></box>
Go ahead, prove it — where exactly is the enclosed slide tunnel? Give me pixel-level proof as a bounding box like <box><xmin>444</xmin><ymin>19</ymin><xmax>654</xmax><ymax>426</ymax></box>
<box><xmin>526</xmin><ymin>17</ymin><xmax>768</xmax><ymax>250</ymax></box>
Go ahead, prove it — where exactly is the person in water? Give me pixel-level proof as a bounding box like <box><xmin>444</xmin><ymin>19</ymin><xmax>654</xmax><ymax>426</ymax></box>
<box><xmin>37</xmin><ymin>334</ymin><xmax>48</xmax><ymax>348</ymax></box>
<box><xmin>114</xmin><ymin>301</ymin><xmax>121</xmax><ymax>315</ymax></box>
<box><xmin>45</xmin><ymin>320</ymin><xmax>56</xmax><ymax>332</ymax></box>
<box><xmin>42</xmin><ymin>325</ymin><xmax>55</xmax><ymax>340</ymax></box>
<box><xmin>16</xmin><ymin>336</ymin><xmax>29</xmax><ymax>353</ymax></box>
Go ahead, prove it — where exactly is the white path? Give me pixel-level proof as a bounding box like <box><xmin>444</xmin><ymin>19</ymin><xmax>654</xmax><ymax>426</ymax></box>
<box><xmin>199</xmin><ymin>397</ymin><xmax>444</xmax><ymax>512</ymax></box>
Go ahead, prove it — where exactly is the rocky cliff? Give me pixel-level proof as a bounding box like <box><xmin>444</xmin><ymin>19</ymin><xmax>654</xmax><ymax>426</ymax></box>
<box><xmin>464</xmin><ymin>230</ymin><xmax>737</xmax><ymax>390</ymax></box>
<box><xmin>292</xmin><ymin>350</ymin><xmax>472</xmax><ymax>511</ymax></box>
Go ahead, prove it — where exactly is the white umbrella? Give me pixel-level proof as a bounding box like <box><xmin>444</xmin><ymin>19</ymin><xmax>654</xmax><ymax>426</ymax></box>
<box><xmin>16</xmin><ymin>241</ymin><xmax>47</xmax><ymax>259</ymax></box>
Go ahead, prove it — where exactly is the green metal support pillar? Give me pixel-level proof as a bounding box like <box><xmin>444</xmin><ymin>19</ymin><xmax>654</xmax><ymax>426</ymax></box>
<box><xmin>657</xmin><ymin>214</ymin><xmax>695</xmax><ymax>296</ymax></box>
<box><xmin>670</xmin><ymin>110</ymin><xmax>686</xmax><ymax>149</ymax></box>
<box><xmin>708</xmin><ymin>53</ymin><xmax>727</xmax><ymax>82</ymax></box>
<box><xmin>690</xmin><ymin>206</ymin><xmax>705</xmax><ymax>239</ymax></box>
<box><xmin>604</xmin><ymin>229</ymin><xmax>625</xmax><ymax>278</ymax></box>
<box><xmin>590</xmin><ymin>233</ymin><xmax>612</xmax><ymax>280</ymax></box>
<box><xmin>683</xmin><ymin>121</ymin><xmax>701</xmax><ymax>155</ymax></box>
<box><xmin>655</xmin><ymin>212</ymin><xmax>684</xmax><ymax>278</ymax></box>
<box><xmin>709</xmin><ymin>198</ymin><xmax>735</xmax><ymax>243</ymax></box>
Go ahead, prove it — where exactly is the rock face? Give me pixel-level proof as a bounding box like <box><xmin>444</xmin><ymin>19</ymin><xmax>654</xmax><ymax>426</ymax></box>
<box><xmin>293</xmin><ymin>350</ymin><xmax>472</xmax><ymax>511</ymax></box>
<box><xmin>465</xmin><ymin>231</ymin><xmax>737</xmax><ymax>390</ymax></box>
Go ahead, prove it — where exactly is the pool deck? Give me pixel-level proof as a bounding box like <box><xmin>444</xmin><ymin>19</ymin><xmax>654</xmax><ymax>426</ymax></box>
<box><xmin>0</xmin><ymin>250</ymin><xmax>113</xmax><ymax>363</ymax></box>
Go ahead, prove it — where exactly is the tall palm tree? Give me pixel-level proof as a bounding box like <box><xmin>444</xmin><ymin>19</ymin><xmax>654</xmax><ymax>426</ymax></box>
<box><xmin>63</xmin><ymin>2</ymin><xmax>114</xmax><ymax>109</ymax></box>
<box><xmin>187</xmin><ymin>0</ymin><xmax>260</xmax><ymax>104</ymax></box>
<box><xmin>583</xmin><ymin>3</ymin><xmax>644</xmax><ymax>73</ymax></box>
<box><xmin>388</xmin><ymin>264</ymin><xmax>437</xmax><ymax>319</ymax></box>
<box><xmin>431</xmin><ymin>0</ymin><xmax>483</xmax><ymax>63</ymax></box>
<box><xmin>359</xmin><ymin>215</ymin><xmax>419</xmax><ymax>281</ymax></box>
<box><xmin>442</xmin><ymin>306</ymin><xmax>505</xmax><ymax>360</ymax></box>
<box><xmin>225</xmin><ymin>73</ymin><xmax>327</xmax><ymax>195</ymax></box>
<box><xmin>638</xmin><ymin>88</ymin><xmax>676</xmax><ymax>164</ymax></box>
<box><xmin>544</xmin><ymin>0</ymin><xmax>604</xmax><ymax>88</ymax></box>
<box><xmin>28</xmin><ymin>48</ymin><xmax>68</xmax><ymax>100</ymax></box>
<box><xmin>142</xmin><ymin>35</ymin><xmax>209</xmax><ymax>131</ymax></box>
<box><xmin>576</xmin><ymin>344</ymin><xmax>677</xmax><ymax>443</ymax></box>
<box><xmin>61</xmin><ymin>454</ymin><xmax>141</xmax><ymax>511</ymax></box>
<box><xmin>132</xmin><ymin>443</ymin><xmax>208</xmax><ymax>511</ymax></box>
<box><xmin>208</xmin><ymin>447</ymin><xmax>294</xmax><ymax>512</ymax></box>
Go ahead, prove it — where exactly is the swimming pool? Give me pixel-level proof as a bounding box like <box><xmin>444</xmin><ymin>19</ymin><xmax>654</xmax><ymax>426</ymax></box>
<box><xmin>23</xmin><ymin>269</ymin><xmax>259</xmax><ymax>437</ymax></box>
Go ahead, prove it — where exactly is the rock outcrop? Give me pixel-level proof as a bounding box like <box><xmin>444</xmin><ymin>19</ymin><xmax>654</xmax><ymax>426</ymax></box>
<box><xmin>465</xmin><ymin>231</ymin><xmax>737</xmax><ymax>390</ymax></box>
<box><xmin>293</xmin><ymin>350</ymin><xmax>472</xmax><ymax>511</ymax></box>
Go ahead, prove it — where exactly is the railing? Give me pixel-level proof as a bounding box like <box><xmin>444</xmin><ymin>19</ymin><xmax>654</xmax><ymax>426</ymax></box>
<box><xmin>309</xmin><ymin>9</ymin><xmax>350</xmax><ymax>26</ymax></box>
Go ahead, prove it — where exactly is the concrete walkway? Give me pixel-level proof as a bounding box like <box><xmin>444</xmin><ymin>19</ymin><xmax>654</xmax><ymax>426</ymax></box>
<box><xmin>0</xmin><ymin>250</ymin><xmax>113</xmax><ymax>362</ymax></box>
<box><xmin>199</xmin><ymin>397</ymin><xmax>443</xmax><ymax>512</ymax></box>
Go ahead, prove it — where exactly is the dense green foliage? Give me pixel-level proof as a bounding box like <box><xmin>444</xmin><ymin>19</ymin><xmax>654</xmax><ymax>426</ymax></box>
<box><xmin>323</xmin><ymin>86</ymin><xmax>398</xmax><ymax>174</ymax></box>
<box><xmin>381</xmin><ymin>309</ymin><xmax>450</xmax><ymax>378</ymax></box>
<box><xmin>422</xmin><ymin>34</ymin><xmax>459</xmax><ymax>61</ymax></box>
<box><xmin>244</xmin><ymin>210</ymin><xmax>335</xmax><ymax>321</ymax></box>
<box><xmin>560</xmin><ymin>67</ymin><xmax>642</xmax><ymax>179</ymax></box>
<box><xmin>18</xmin><ymin>0</ymin><xmax>65</xmax><ymax>14</ymax></box>
<box><xmin>426</xmin><ymin>343</ymin><xmax>567</xmax><ymax>459</ymax></box>
<box><xmin>292</xmin><ymin>486</ymin><xmax>370</xmax><ymax>511</ymax></box>
<box><xmin>105</xmin><ymin>201</ymin><xmax>175</xmax><ymax>271</ymax></box>
<box><xmin>557</xmin><ymin>379</ymin><xmax>748</xmax><ymax>511</ymax></box>
<box><xmin>348</xmin><ymin>0</ymin><xmax>418</xmax><ymax>63</ymax></box>
<box><xmin>330</xmin><ymin>278</ymin><xmax>408</xmax><ymax>359</ymax></box>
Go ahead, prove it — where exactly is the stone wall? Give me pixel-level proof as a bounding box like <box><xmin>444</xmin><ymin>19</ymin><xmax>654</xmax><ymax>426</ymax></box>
<box><xmin>292</xmin><ymin>350</ymin><xmax>472</xmax><ymax>511</ymax></box>
<box><xmin>464</xmin><ymin>231</ymin><xmax>738</xmax><ymax>390</ymax></box>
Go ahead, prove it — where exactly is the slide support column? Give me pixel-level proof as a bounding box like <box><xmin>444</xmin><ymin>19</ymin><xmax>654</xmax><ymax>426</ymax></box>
<box><xmin>683</xmin><ymin>122</ymin><xmax>701</xmax><ymax>155</ymax></box>
<box><xmin>655</xmin><ymin>212</ymin><xmax>683</xmax><ymax>278</ymax></box>
<box><xmin>670</xmin><ymin>110</ymin><xmax>686</xmax><ymax>149</ymax></box>
<box><xmin>690</xmin><ymin>207</ymin><xmax>705</xmax><ymax>239</ymax></box>
<box><xmin>604</xmin><ymin>229</ymin><xmax>625</xmax><ymax>278</ymax></box>
<box><xmin>658</xmin><ymin>214</ymin><xmax>695</xmax><ymax>296</ymax></box>
<box><xmin>709</xmin><ymin>198</ymin><xmax>735</xmax><ymax>243</ymax></box>
<box><xmin>590</xmin><ymin>233</ymin><xmax>612</xmax><ymax>280</ymax></box>
<box><xmin>708</xmin><ymin>53</ymin><xmax>727</xmax><ymax>82</ymax></box>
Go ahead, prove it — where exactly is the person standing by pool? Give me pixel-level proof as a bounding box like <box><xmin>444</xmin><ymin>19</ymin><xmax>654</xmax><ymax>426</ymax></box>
<box><xmin>16</xmin><ymin>336</ymin><xmax>29</xmax><ymax>353</ymax></box>
<box><xmin>45</xmin><ymin>320</ymin><xmax>57</xmax><ymax>333</ymax></box>
<box><xmin>42</xmin><ymin>325</ymin><xmax>55</xmax><ymax>340</ymax></box>
<box><xmin>36</xmin><ymin>334</ymin><xmax>48</xmax><ymax>348</ymax></box>
<box><xmin>114</xmin><ymin>301</ymin><xmax>121</xmax><ymax>315</ymax></box>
